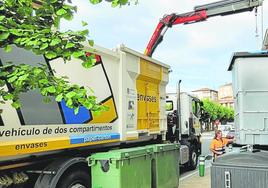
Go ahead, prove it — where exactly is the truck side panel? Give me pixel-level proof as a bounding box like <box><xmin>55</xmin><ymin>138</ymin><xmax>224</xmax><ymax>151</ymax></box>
<box><xmin>137</xmin><ymin>59</ymin><xmax>163</xmax><ymax>132</ymax></box>
<box><xmin>0</xmin><ymin>45</ymin><xmax>170</xmax><ymax>161</ymax></box>
<box><xmin>0</xmin><ymin>46</ymin><xmax>121</xmax><ymax>159</ymax></box>
<box><xmin>232</xmin><ymin>57</ymin><xmax>268</xmax><ymax>145</ymax></box>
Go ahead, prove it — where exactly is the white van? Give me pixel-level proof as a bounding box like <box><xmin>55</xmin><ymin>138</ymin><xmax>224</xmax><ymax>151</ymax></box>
<box><xmin>218</xmin><ymin>123</ymin><xmax>234</xmax><ymax>137</ymax></box>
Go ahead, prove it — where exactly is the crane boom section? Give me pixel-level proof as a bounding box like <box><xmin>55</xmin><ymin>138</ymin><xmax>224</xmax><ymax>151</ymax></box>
<box><xmin>197</xmin><ymin>0</ymin><xmax>263</xmax><ymax>17</ymax></box>
<box><xmin>144</xmin><ymin>10</ymin><xmax>207</xmax><ymax>56</ymax></box>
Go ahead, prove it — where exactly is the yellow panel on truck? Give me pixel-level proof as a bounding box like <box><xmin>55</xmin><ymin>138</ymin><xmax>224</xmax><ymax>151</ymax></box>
<box><xmin>0</xmin><ymin>44</ymin><xmax>169</xmax><ymax>162</ymax></box>
<box><xmin>137</xmin><ymin>58</ymin><xmax>165</xmax><ymax>132</ymax></box>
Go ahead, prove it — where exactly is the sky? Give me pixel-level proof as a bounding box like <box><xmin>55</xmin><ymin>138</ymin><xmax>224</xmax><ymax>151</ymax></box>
<box><xmin>61</xmin><ymin>0</ymin><xmax>268</xmax><ymax>93</ymax></box>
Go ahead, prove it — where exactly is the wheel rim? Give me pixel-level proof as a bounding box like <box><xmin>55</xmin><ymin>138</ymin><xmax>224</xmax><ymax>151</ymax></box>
<box><xmin>70</xmin><ymin>183</ymin><xmax>86</xmax><ymax>188</ymax></box>
<box><xmin>192</xmin><ymin>151</ymin><xmax>197</xmax><ymax>166</ymax></box>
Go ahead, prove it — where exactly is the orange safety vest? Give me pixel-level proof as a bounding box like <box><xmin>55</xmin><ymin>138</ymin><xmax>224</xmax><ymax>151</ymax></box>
<box><xmin>210</xmin><ymin>138</ymin><xmax>229</xmax><ymax>158</ymax></box>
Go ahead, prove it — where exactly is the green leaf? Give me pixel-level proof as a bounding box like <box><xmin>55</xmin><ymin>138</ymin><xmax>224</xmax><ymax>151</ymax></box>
<box><xmin>56</xmin><ymin>8</ymin><xmax>67</xmax><ymax>16</ymax></box>
<box><xmin>3</xmin><ymin>93</ymin><xmax>14</xmax><ymax>100</ymax></box>
<box><xmin>66</xmin><ymin>98</ymin><xmax>73</xmax><ymax>107</ymax></box>
<box><xmin>82</xmin><ymin>61</ymin><xmax>93</xmax><ymax>68</ymax></box>
<box><xmin>39</xmin><ymin>79</ymin><xmax>49</xmax><ymax>85</ymax></box>
<box><xmin>56</xmin><ymin>94</ymin><xmax>63</xmax><ymax>102</ymax></box>
<box><xmin>9</xmin><ymin>29</ymin><xmax>22</xmax><ymax>36</ymax></box>
<box><xmin>18</xmin><ymin>74</ymin><xmax>29</xmax><ymax>81</ymax></box>
<box><xmin>40</xmin><ymin>43</ymin><xmax>49</xmax><ymax>50</ymax></box>
<box><xmin>66</xmin><ymin>91</ymin><xmax>76</xmax><ymax>99</ymax></box>
<box><xmin>72</xmin><ymin>51</ymin><xmax>84</xmax><ymax>58</ymax></box>
<box><xmin>83</xmin><ymin>101</ymin><xmax>93</xmax><ymax>109</ymax></box>
<box><xmin>112</xmin><ymin>1</ymin><xmax>119</xmax><ymax>7</ymax></box>
<box><xmin>63</xmin><ymin>13</ymin><xmax>73</xmax><ymax>21</ymax></box>
<box><xmin>63</xmin><ymin>51</ymin><xmax>72</xmax><ymax>58</ymax></box>
<box><xmin>7</xmin><ymin>76</ymin><xmax>18</xmax><ymax>83</ymax></box>
<box><xmin>0</xmin><ymin>16</ymin><xmax>5</xmax><ymax>21</ymax></box>
<box><xmin>11</xmin><ymin>101</ymin><xmax>21</xmax><ymax>109</ymax></box>
<box><xmin>89</xmin><ymin>0</ymin><xmax>102</xmax><ymax>4</ymax></box>
<box><xmin>13</xmin><ymin>38</ymin><xmax>21</xmax><ymax>44</ymax></box>
<box><xmin>66</xmin><ymin>42</ymin><xmax>75</xmax><ymax>49</ymax></box>
<box><xmin>88</xmin><ymin>40</ymin><xmax>94</xmax><ymax>46</ymax></box>
<box><xmin>50</xmin><ymin>38</ymin><xmax>61</xmax><ymax>46</ymax></box>
<box><xmin>0</xmin><ymin>80</ymin><xmax>5</xmax><ymax>87</ymax></box>
<box><xmin>82</xmin><ymin>21</ymin><xmax>88</xmax><ymax>26</ymax></box>
<box><xmin>41</xmin><ymin>38</ymin><xmax>48</xmax><ymax>42</ymax></box>
<box><xmin>54</xmin><ymin>17</ymin><xmax>60</xmax><ymax>28</ymax></box>
<box><xmin>45</xmin><ymin>51</ymin><xmax>57</xmax><ymax>59</ymax></box>
<box><xmin>0</xmin><ymin>26</ymin><xmax>7</xmax><ymax>32</ymax></box>
<box><xmin>74</xmin><ymin>107</ymin><xmax>79</xmax><ymax>115</ymax></box>
<box><xmin>4</xmin><ymin>45</ymin><xmax>12</xmax><ymax>53</ymax></box>
<box><xmin>33</xmin><ymin>68</ymin><xmax>43</xmax><ymax>76</ymax></box>
<box><xmin>0</xmin><ymin>32</ymin><xmax>10</xmax><ymax>41</ymax></box>
<box><xmin>79</xmin><ymin>29</ymin><xmax>89</xmax><ymax>36</ymax></box>
<box><xmin>46</xmin><ymin>86</ymin><xmax>56</xmax><ymax>93</ymax></box>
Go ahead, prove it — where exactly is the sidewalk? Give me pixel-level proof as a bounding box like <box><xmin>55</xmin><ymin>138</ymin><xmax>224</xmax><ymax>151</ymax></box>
<box><xmin>179</xmin><ymin>168</ymin><xmax>211</xmax><ymax>188</ymax></box>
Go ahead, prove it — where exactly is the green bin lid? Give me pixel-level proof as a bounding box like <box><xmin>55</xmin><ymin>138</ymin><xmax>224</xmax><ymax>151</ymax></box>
<box><xmin>145</xmin><ymin>143</ymin><xmax>180</xmax><ymax>153</ymax></box>
<box><xmin>88</xmin><ymin>147</ymin><xmax>153</xmax><ymax>161</ymax></box>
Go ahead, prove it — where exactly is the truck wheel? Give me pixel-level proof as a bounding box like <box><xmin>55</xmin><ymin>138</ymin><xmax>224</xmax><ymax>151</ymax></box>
<box><xmin>188</xmin><ymin>146</ymin><xmax>198</xmax><ymax>170</ymax></box>
<box><xmin>57</xmin><ymin>168</ymin><xmax>90</xmax><ymax>188</ymax></box>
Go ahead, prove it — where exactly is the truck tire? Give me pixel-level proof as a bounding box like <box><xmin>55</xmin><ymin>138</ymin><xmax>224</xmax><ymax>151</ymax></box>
<box><xmin>188</xmin><ymin>146</ymin><xmax>198</xmax><ymax>170</ymax></box>
<box><xmin>56</xmin><ymin>168</ymin><xmax>90</xmax><ymax>188</ymax></box>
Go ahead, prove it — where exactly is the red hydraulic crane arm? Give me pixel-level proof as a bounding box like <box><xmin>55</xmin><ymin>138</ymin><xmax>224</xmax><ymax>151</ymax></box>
<box><xmin>145</xmin><ymin>0</ymin><xmax>263</xmax><ymax>57</ymax></box>
<box><xmin>145</xmin><ymin>10</ymin><xmax>207</xmax><ymax>56</ymax></box>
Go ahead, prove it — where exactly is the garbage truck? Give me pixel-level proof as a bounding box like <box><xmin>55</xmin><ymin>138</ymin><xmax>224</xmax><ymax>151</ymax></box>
<box><xmin>0</xmin><ymin>0</ymin><xmax>264</xmax><ymax>187</ymax></box>
<box><xmin>0</xmin><ymin>44</ymin><xmax>170</xmax><ymax>188</ymax></box>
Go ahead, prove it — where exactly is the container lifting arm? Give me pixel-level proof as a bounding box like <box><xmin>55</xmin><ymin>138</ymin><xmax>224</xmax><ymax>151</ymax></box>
<box><xmin>145</xmin><ymin>0</ymin><xmax>263</xmax><ymax>57</ymax></box>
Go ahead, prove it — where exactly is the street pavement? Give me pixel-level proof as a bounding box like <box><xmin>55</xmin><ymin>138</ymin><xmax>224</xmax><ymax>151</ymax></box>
<box><xmin>179</xmin><ymin>167</ymin><xmax>211</xmax><ymax>188</ymax></box>
<box><xmin>180</xmin><ymin>131</ymin><xmax>214</xmax><ymax>179</ymax></box>
<box><xmin>179</xmin><ymin>131</ymin><xmax>214</xmax><ymax>188</ymax></box>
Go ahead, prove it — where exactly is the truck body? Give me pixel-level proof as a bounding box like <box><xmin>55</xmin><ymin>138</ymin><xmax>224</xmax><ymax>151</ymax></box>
<box><xmin>228</xmin><ymin>51</ymin><xmax>268</xmax><ymax>146</ymax></box>
<box><xmin>210</xmin><ymin>51</ymin><xmax>268</xmax><ymax>188</ymax></box>
<box><xmin>0</xmin><ymin>44</ymin><xmax>169</xmax><ymax>187</ymax></box>
<box><xmin>166</xmin><ymin>92</ymin><xmax>202</xmax><ymax>169</ymax></box>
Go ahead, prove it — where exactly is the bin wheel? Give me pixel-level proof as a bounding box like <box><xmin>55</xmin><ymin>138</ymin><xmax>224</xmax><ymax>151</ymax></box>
<box><xmin>188</xmin><ymin>146</ymin><xmax>198</xmax><ymax>170</ymax></box>
<box><xmin>57</xmin><ymin>168</ymin><xmax>90</xmax><ymax>188</ymax></box>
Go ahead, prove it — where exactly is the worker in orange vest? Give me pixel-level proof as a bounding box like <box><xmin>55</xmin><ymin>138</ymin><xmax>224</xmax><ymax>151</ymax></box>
<box><xmin>210</xmin><ymin>130</ymin><xmax>233</xmax><ymax>161</ymax></box>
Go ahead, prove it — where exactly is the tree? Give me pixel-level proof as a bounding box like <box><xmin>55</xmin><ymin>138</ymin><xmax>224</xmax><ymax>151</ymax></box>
<box><xmin>0</xmin><ymin>0</ymin><xmax>136</xmax><ymax>114</ymax></box>
<box><xmin>202</xmin><ymin>98</ymin><xmax>234</xmax><ymax>124</ymax></box>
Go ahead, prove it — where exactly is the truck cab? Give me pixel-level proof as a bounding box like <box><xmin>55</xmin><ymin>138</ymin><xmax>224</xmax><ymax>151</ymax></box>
<box><xmin>166</xmin><ymin>92</ymin><xmax>202</xmax><ymax>170</ymax></box>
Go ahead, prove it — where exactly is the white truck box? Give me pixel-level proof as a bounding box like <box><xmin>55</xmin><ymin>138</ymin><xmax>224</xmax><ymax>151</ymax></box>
<box><xmin>228</xmin><ymin>52</ymin><xmax>268</xmax><ymax>145</ymax></box>
<box><xmin>0</xmin><ymin>44</ymin><xmax>169</xmax><ymax>161</ymax></box>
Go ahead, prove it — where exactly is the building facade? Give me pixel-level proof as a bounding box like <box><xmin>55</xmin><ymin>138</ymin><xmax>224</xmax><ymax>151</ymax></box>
<box><xmin>218</xmin><ymin>83</ymin><xmax>234</xmax><ymax>108</ymax></box>
<box><xmin>192</xmin><ymin>88</ymin><xmax>218</xmax><ymax>102</ymax></box>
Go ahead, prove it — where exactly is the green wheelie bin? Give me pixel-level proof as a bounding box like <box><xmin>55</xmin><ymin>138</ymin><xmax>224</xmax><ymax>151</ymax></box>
<box><xmin>88</xmin><ymin>147</ymin><xmax>153</xmax><ymax>188</ymax></box>
<box><xmin>146</xmin><ymin>143</ymin><xmax>180</xmax><ymax>188</ymax></box>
